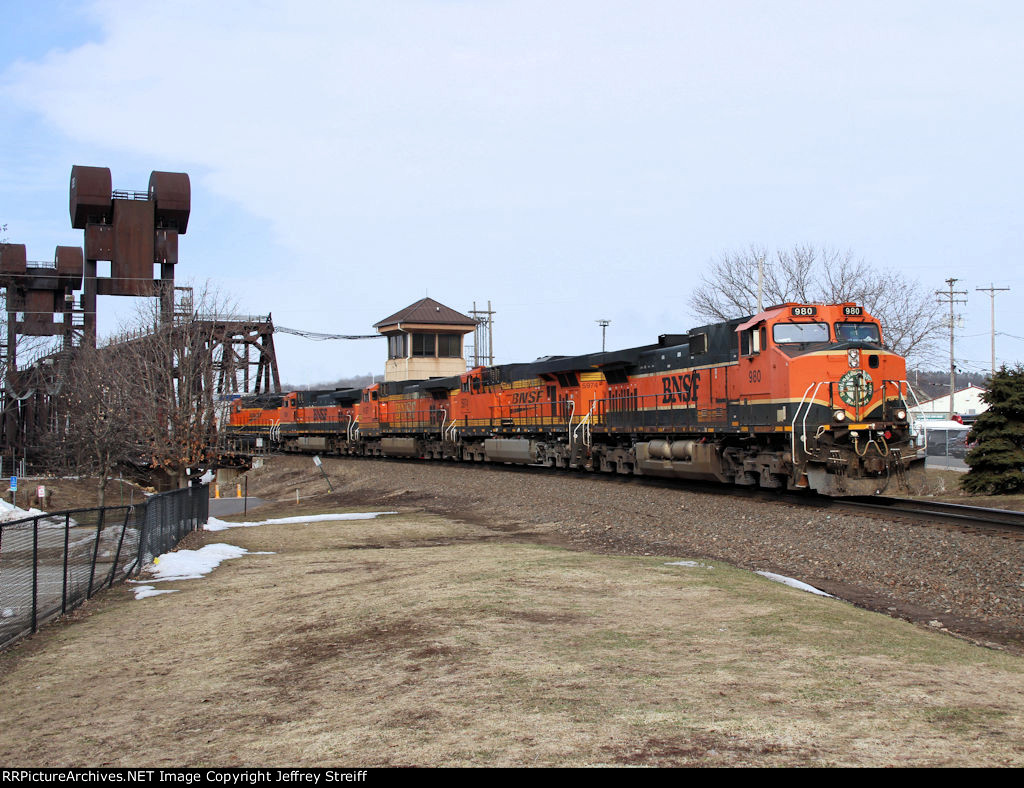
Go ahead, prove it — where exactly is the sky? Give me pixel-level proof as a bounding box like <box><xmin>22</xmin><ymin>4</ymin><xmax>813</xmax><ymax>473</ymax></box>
<box><xmin>1</xmin><ymin>1</ymin><xmax>1022</xmax><ymax>385</ymax></box>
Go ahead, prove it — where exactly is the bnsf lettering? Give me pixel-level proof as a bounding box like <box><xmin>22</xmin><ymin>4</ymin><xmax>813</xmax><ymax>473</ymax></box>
<box><xmin>511</xmin><ymin>391</ymin><xmax>541</xmax><ymax>405</ymax></box>
<box><xmin>661</xmin><ymin>371</ymin><xmax>700</xmax><ymax>404</ymax></box>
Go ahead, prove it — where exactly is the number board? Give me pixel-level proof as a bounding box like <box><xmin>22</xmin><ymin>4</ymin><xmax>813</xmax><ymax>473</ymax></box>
<box><xmin>842</xmin><ymin>306</ymin><xmax>863</xmax><ymax>316</ymax></box>
<box><xmin>790</xmin><ymin>306</ymin><xmax>817</xmax><ymax>316</ymax></box>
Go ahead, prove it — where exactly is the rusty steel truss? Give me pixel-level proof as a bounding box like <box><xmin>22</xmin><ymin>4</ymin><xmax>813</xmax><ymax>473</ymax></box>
<box><xmin>0</xmin><ymin>166</ymin><xmax>281</xmax><ymax>465</ymax></box>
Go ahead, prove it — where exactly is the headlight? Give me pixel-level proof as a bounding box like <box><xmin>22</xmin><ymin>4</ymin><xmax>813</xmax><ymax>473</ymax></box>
<box><xmin>833</xmin><ymin>410</ymin><xmax>847</xmax><ymax>422</ymax></box>
<box><xmin>847</xmin><ymin>348</ymin><xmax>860</xmax><ymax>368</ymax></box>
<box><xmin>895</xmin><ymin>409</ymin><xmax>907</xmax><ymax>420</ymax></box>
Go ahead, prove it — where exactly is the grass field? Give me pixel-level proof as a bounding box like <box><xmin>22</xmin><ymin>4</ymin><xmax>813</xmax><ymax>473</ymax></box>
<box><xmin>1</xmin><ymin>505</ymin><xmax>1022</xmax><ymax>767</ymax></box>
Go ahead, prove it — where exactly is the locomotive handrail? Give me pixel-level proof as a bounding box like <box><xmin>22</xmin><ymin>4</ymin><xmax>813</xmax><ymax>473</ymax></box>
<box><xmin>791</xmin><ymin>381</ymin><xmax>824</xmax><ymax>460</ymax></box>
<box><xmin>572</xmin><ymin>403</ymin><xmax>595</xmax><ymax>448</ymax></box>
<box><xmin>801</xmin><ymin>382</ymin><xmax>827</xmax><ymax>454</ymax></box>
<box><xmin>791</xmin><ymin>382</ymin><xmax>816</xmax><ymax>459</ymax></box>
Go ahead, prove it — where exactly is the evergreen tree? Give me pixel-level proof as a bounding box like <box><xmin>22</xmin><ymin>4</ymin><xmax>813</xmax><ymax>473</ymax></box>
<box><xmin>961</xmin><ymin>365</ymin><xmax>1024</xmax><ymax>494</ymax></box>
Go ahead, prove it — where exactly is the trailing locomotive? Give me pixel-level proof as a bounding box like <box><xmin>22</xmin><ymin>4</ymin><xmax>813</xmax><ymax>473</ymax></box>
<box><xmin>226</xmin><ymin>302</ymin><xmax>926</xmax><ymax>496</ymax></box>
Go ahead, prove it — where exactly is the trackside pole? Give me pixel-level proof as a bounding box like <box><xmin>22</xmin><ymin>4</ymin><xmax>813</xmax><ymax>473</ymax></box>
<box><xmin>313</xmin><ymin>455</ymin><xmax>334</xmax><ymax>492</ymax></box>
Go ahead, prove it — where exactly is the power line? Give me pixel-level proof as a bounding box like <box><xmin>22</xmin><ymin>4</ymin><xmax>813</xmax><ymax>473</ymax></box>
<box><xmin>274</xmin><ymin>326</ymin><xmax>382</xmax><ymax>341</ymax></box>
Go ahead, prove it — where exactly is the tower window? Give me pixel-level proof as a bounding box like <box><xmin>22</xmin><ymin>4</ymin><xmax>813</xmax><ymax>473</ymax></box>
<box><xmin>412</xmin><ymin>333</ymin><xmax>436</xmax><ymax>356</ymax></box>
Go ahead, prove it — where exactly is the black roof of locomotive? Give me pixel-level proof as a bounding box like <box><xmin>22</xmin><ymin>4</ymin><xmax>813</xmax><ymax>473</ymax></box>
<box><xmin>243</xmin><ymin>393</ymin><xmax>284</xmax><ymax>409</ymax></box>
<box><xmin>501</xmin><ymin>346</ymin><xmax>658</xmax><ymax>382</ymax></box>
<box><xmin>315</xmin><ymin>387</ymin><xmax>365</xmax><ymax>406</ymax></box>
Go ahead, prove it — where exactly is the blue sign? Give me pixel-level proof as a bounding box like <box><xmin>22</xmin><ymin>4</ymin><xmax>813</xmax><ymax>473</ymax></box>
<box><xmin>9</xmin><ymin>476</ymin><xmax>17</xmax><ymax>491</ymax></box>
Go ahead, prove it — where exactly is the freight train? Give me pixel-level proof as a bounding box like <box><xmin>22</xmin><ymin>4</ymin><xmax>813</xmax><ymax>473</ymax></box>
<box><xmin>225</xmin><ymin>302</ymin><xmax>926</xmax><ymax>496</ymax></box>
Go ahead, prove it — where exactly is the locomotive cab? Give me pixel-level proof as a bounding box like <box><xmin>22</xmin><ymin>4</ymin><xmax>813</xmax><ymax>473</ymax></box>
<box><xmin>752</xmin><ymin>303</ymin><xmax>923</xmax><ymax>495</ymax></box>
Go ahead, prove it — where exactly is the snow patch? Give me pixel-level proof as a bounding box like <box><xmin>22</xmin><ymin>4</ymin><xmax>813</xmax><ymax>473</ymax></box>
<box><xmin>0</xmin><ymin>498</ymin><xmax>46</xmax><ymax>523</ymax></box>
<box><xmin>204</xmin><ymin>511</ymin><xmax>397</xmax><ymax>531</ymax></box>
<box><xmin>132</xmin><ymin>586</ymin><xmax>179</xmax><ymax>600</ymax></box>
<box><xmin>756</xmin><ymin>571</ymin><xmax>833</xmax><ymax>597</ymax></box>
<box><xmin>143</xmin><ymin>543</ymin><xmax>250</xmax><ymax>582</ymax></box>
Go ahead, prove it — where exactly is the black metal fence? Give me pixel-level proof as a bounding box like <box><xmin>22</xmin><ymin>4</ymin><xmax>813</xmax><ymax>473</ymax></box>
<box><xmin>0</xmin><ymin>484</ymin><xmax>208</xmax><ymax>650</ymax></box>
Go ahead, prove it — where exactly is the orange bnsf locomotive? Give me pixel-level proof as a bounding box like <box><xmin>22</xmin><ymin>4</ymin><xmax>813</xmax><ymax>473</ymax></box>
<box><xmin>226</xmin><ymin>302</ymin><xmax>925</xmax><ymax>496</ymax></box>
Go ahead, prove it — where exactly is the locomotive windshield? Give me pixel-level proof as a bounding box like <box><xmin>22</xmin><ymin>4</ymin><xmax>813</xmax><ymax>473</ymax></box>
<box><xmin>772</xmin><ymin>322</ymin><xmax>829</xmax><ymax>344</ymax></box>
<box><xmin>835</xmin><ymin>322</ymin><xmax>881</xmax><ymax>343</ymax></box>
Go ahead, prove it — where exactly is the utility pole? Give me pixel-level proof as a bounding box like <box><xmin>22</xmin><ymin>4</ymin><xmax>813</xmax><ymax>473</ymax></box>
<box><xmin>936</xmin><ymin>278</ymin><xmax>967</xmax><ymax>419</ymax></box>
<box><xmin>976</xmin><ymin>283</ymin><xmax>1010</xmax><ymax>378</ymax></box>
<box><xmin>756</xmin><ymin>254</ymin><xmax>765</xmax><ymax>313</ymax></box>
<box><xmin>596</xmin><ymin>319</ymin><xmax>610</xmax><ymax>352</ymax></box>
<box><xmin>468</xmin><ymin>301</ymin><xmax>495</xmax><ymax>367</ymax></box>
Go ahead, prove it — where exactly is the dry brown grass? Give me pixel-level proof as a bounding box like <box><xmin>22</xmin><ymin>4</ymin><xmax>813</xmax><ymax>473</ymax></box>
<box><xmin>1</xmin><ymin>507</ymin><xmax>1022</xmax><ymax>767</ymax></box>
<box><xmin>921</xmin><ymin>468</ymin><xmax>1024</xmax><ymax>510</ymax></box>
<box><xmin>5</xmin><ymin>475</ymin><xmax>149</xmax><ymax>513</ymax></box>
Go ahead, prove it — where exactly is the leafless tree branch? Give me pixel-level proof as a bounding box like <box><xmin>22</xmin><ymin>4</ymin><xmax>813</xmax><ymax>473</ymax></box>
<box><xmin>688</xmin><ymin>244</ymin><xmax>943</xmax><ymax>365</ymax></box>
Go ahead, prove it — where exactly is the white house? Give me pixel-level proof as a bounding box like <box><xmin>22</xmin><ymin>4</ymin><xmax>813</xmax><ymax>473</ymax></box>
<box><xmin>909</xmin><ymin>384</ymin><xmax>988</xmax><ymax>420</ymax></box>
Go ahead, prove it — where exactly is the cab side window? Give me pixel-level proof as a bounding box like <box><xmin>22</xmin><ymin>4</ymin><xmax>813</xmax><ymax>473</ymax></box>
<box><xmin>741</xmin><ymin>327</ymin><xmax>763</xmax><ymax>356</ymax></box>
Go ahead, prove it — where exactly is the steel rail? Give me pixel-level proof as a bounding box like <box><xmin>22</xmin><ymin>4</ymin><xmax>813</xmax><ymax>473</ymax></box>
<box><xmin>832</xmin><ymin>496</ymin><xmax>1024</xmax><ymax>531</ymax></box>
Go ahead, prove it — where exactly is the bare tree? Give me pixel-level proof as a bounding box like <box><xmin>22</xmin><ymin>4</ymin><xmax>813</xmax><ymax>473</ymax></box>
<box><xmin>44</xmin><ymin>343</ymin><xmax>142</xmax><ymax>506</ymax></box>
<box><xmin>47</xmin><ymin>285</ymin><xmax>234</xmax><ymax>493</ymax></box>
<box><xmin>688</xmin><ymin>244</ymin><xmax>944</xmax><ymax>365</ymax></box>
<box><xmin>110</xmin><ymin>287</ymin><xmax>234</xmax><ymax>489</ymax></box>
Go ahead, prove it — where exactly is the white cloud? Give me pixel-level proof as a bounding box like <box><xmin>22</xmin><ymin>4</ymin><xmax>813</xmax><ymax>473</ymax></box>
<box><xmin>4</xmin><ymin>1</ymin><xmax>1024</xmax><ymax>379</ymax></box>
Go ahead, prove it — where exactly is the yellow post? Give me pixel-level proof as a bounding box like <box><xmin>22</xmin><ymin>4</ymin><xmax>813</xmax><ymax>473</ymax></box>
<box><xmin>214</xmin><ymin>486</ymin><xmax>220</xmax><ymax>499</ymax></box>
<box><xmin>236</xmin><ymin>483</ymin><xmax>242</xmax><ymax>498</ymax></box>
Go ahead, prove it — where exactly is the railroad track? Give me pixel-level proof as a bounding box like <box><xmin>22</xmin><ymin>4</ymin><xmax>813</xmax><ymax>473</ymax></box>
<box><xmin>831</xmin><ymin>496</ymin><xmax>1024</xmax><ymax>534</ymax></box>
<box><xmin>266</xmin><ymin>450</ymin><xmax>1024</xmax><ymax>535</ymax></box>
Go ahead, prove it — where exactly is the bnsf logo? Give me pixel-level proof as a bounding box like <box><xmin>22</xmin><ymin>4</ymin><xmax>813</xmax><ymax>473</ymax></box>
<box><xmin>511</xmin><ymin>391</ymin><xmax>541</xmax><ymax>405</ymax></box>
<box><xmin>661</xmin><ymin>372</ymin><xmax>700</xmax><ymax>404</ymax></box>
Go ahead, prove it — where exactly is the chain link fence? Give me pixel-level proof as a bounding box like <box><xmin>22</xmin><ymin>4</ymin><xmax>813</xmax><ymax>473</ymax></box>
<box><xmin>922</xmin><ymin>425</ymin><xmax>971</xmax><ymax>470</ymax></box>
<box><xmin>0</xmin><ymin>485</ymin><xmax>208</xmax><ymax>650</ymax></box>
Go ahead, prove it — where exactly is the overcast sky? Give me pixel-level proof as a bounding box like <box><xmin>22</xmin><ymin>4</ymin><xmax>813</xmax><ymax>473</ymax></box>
<box><xmin>1</xmin><ymin>1</ymin><xmax>1022</xmax><ymax>385</ymax></box>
